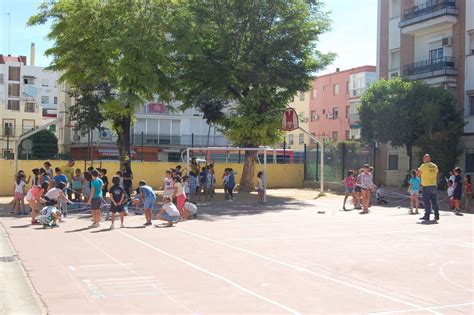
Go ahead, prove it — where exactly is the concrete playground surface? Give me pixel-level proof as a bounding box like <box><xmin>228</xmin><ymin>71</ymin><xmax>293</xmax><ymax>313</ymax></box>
<box><xmin>0</xmin><ymin>189</ymin><xmax>473</xmax><ymax>314</ymax></box>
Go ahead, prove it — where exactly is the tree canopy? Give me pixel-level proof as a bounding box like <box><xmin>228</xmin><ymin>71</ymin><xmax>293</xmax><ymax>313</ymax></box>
<box><xmin>28</xmin><ymin>0</ymin><xmax>174</xmax><ymax>163</ymax></box>
<box><xmin>170</xmin><ymin>0</ymin><xmax>334</xmax><ymax>190</ymax></box>
<box><xmin>359</xmin><ymin>78</ymin><xmax>464</xmax><ymax>173</ymax></box>
<box><xmin>29</xmin><ymin>130</ymin><xmax>59</xmax><ymax>159</ymax></box>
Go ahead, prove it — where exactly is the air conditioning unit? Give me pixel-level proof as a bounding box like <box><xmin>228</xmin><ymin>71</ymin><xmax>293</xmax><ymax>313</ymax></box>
<box><xmin>100</xmin><ymin>129</ymin><xmax>112</xmax><ymax>140</ymax></box>
<box><xmin>442</xmin><ymin>37</ymin><xmax>453</xmax><ymax>47</ymax></box>
<box><xmin>326</xmin><ymin>113</ymin><xmax>334</xmax><ymax>119</ymax></box>
<box><xmin>389</xmin><ymin>70</ymin><xmax>400</xmax><ymax>78</ymax></box>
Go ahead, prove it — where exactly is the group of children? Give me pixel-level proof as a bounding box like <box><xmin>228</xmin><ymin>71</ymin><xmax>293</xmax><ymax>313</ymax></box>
<box><xmin>341</xmin><ymin>165</ymin><xmax>376</xmax><ymax>214</ymax></box>
<box><xmin>342</xmin><ymin>165</ymin><xmax>473</xmax><ymax>216</ymax></box>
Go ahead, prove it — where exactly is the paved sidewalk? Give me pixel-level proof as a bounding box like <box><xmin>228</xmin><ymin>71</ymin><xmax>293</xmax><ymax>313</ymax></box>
<box><xmin>0</xmin><ymin>224</ymin><xmax>46</xmax><ymax>315</ymax></box>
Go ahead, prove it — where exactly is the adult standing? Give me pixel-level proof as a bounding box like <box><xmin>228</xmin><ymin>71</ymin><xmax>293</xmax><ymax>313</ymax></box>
<box><xmin>452</xmin><ymin>167</ymin><xmax>463</xmax><ymax>216</ymax></box>
<box><xmin>418</xmin><ymin>154</ymin><xmax>439</xmax><ymax>221</ymax></box>
<box><xmin>62</xmin><ymin>159</ymin><xmax>75</xmax><ymax>200</ymax></box>
<box><xmin>121</xmin><ymin>162</ymin><xmax>133</xmax><ymax>199</ymax></box>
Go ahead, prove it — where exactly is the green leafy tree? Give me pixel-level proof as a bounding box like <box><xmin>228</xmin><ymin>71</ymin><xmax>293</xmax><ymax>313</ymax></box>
<box><xmin>360</xmin><ymin>78</ymin><xmax>463</xmax><ymax>174</ymax></box>
<box><xmin>191</xmin><ymin>91</ymin><xmax>227</xmax><ymax>147</ymax></box>
<box><xmin>68</xmin><ymin>83</ymin><xmax>107</xmax><ymax>137</ymax></box>
<box><xmin>29</xmin><ymin>130</ymin><xmax>59</xmax><ymax>159</ymax></box>
<box><xmin>170</xmin><ymin>0</ymin><xmax>334</xmax><ymax>190</ymax></box>
<box><xmin>28</xmin><ymin>0</ymin><xmax>174</xmax><ymax>165</ymax></box>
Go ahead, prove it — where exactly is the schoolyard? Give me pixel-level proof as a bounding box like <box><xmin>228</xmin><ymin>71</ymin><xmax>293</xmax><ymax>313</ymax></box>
<box><xmin>0</xmin><ymin>189</ymin><xmax>473</xmax><ymax>314</ymax></box>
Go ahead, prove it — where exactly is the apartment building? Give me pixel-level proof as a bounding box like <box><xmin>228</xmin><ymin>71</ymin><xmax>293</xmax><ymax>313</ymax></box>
<box><xmin>308</xmin><ymin>66</ymin><xmax>377</xmax><ymax>142</ymax></box>
<box><xmin>378</xmin><ymin>0</ymin><xmax>472</xmax><ymax>183</ymax></box>
<box><xmin>285</xmin><ymin>91</ymin><xmax>310</xmax><ymax>152</ymax></box>
<box><xmin>57</xmin><ymin>87</ymin><xmax>230</xmax><ymax>162</ymax></box>
<box><xmin>0</xmin><ymin>51</ymin><xmax>59</xmax><ymax>158</ymax></box>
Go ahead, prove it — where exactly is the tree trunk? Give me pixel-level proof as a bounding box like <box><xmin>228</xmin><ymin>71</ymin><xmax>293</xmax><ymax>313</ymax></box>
<box><xmin>116</xmin><ymin>116</ymin><xmax>132</xmax><ymax>167</ymax></box>
<box><xmin>207</xmin><ymin>123</ymin><xmax>212</xmax><ymax>147</ymax></box>
<box><xmin>406</xmin><ymin>144</ymin><xmax>413</xmax><ymax>172</ymax></box>
<box><xmin>239</xmin><ymin>150</ymin><xmax>257</xmax><ymax>192</ymax></box>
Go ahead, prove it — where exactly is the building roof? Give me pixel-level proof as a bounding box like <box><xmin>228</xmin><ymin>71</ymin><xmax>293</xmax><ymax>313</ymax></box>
<box><xmin>0</xmin><ymin>55</ymin><xmax>27</xmax><ymax>65</ymax></box>
<box><xmin>315</xmin><ymin>65</ymin><xmax>377</xmax><ymax>79</ymax></box>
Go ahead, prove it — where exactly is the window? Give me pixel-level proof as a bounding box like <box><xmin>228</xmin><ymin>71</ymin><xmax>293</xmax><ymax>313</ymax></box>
<box><xmin>345</xmin><ymin>130</ymin><xmax>350</xmax><ymax>140</ymax></box>
<box><xmin>54</xmin><ymin>97</ymin><xmax>58</xmax><ymax>105</ymax></box>
<box><xmin>470</xmin><ymin>96</ymin><xmax>474</xmax><ymax>116</ymax></box>
<box><xmin>2</xmin><ymin>149</ymin><xmax>13</xmax><ymax>159</ymax></box>
<box><xmin>9</xmin><ymin>67</ymin><xmax>20</xmax><ymax>81</ymax></box>
<box><xmin>332</xmin><ymin>131</ymin><xmax>338</xmax><ymax>141</ymax></box>
<box><xmin>465</xmin><ymin>153</ymin><xmax>474</xmax><ymax>172</ymax></box>
<box><xmin>390</xmin><ymin>50</ymin><xmax>400</xmax><ymax>71</ymax></box>
<box><xmin>0</xmin><ymin>74</ymin><xmax>4</xmax><ymax>84</ymax></box>
<box><xmin>8</xmin><ymin>83</ymin><xmax>20</xmax><ymax>97</ymax></box>
<box><xmin>3</xmin><ymin>120</ymin><xmax>15</xmax><ymax>136</ymax></box>
<box><xmin>312</xmin><ymin>88</ymin><xmax>317</xmax><ymax>98</ymax></box>
<box><xmin>22</xmin><ymin>120</ymin><xmax>35</xmax><ymax>133</ymax></box>
<box><xmin>288</xmin><ymin>134</ymin><xmax>294</xmax><ymax>145</ymax></box>
<box><xmin>41</xmin><ymin>96</ymin><xmax>49</xmax><ymax>105</ymax></box>
<box><xmin>469</xmin><ymin>32</ymin><xmax>474</xmax><ymax>54</ymax></box>
<box><xmin>390</xmin><ymin>0</ymin><xmax>400</xmax><ymax>18</ymax></box>
<box><xmin>7</xmin><ymin>100</ymin><xmax>20</xmax><ymax>111</ymax></box>
<box><xmin>299</xmin><ymin>133</ymin><xmax>304</xmax><ymax>144</ymax></box>
<box><xmin>23</xmin><ymin>77</ymin><xmax>34</xmax><ymax>84</ymax></box>
<box><xmin>311</xmin><ymin>110</ymin><xmax>318</xmax><ymax>121</ymax></box>
<box><xmin>429</xmin><ymin>48</ymin><xmax>443</xmax><ymax>62</ymax></box>
<box><xmin>388</xmin><ymin>154</ymin><xmax>398</xmax><ymax>170</ymax></box>
<box><xmin>334</xmin><ymin>84</ymin><xmax>340</xmax><ymax>95</ymax></box>
<box><xmin>322</xmin><ymin>109</ymin><xmax>325</xmax><ymax>114</ymax></box>
<box><xmin>332</xmin><ymin>107</ymin><xmax>339</xmax><ymax>118</ymax></box>
<box><xmin>299</xmin><ymin>91</ymin><xmax>305</xmax><ymax>101</ymax></box>
<box><xmin>345</xmin><ymin>106</ymin><xmax>350</xmax><ymax>118</ymax></box>
<box><xmin>310</xmin><ymin>132</ymin><xmax>316</xmax><ymax>144</ymax></box>
<box><xmin>42</xmin><ymin>78</ymin><xmax>49</xmax><ymax>87</ymax></box>
<box><xmin>25</xmin><ymin>102</ymin><xmax>36</xmax><ymax>113</ymax></box>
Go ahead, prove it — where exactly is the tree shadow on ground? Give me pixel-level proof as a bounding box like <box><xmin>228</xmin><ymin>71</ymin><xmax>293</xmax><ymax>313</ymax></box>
<box><xmin>192</xmin><ymin>192</ymin><xmax>312</xmax><ymax>222</ymax></box>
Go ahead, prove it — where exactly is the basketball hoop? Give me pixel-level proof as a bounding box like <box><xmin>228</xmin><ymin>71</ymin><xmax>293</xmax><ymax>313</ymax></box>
<box><xmin>282</xmin><ymin>108</ymin><xmax>299</xmax><ymax>132</ymax></box>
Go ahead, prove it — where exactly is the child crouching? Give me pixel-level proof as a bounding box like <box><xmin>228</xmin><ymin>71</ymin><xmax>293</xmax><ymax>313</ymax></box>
<box><xmin>156</xmin><ymin>196</ymin><xmax>180</xmax><ymax>227</ymax></box>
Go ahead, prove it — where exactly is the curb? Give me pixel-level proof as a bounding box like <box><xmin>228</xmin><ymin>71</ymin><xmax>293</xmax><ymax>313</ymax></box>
<box><xmin>0</xmin><ymin>223</ymin><xmax>48</xmax><ymax>315</ymax></box>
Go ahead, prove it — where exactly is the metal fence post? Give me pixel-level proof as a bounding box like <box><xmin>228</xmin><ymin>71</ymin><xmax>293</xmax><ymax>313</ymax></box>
<box><xmin>303</xmin><ymin>143</ymin><xmax>307</xmax><ymax>179</ymax></box>
<box><xmin>316</xmin><ymin>143</ymin><xmax>319</xmax><ymax>181</ymax></box>
<box><xmin>342</xmin><ymin>142</ymin><xmax>346</xmax><ymax>180</ymax></box>
<box><xmin>141</xmin><ymin>131</ymin><xmax>144</xmax><ymax>162</ymax></box>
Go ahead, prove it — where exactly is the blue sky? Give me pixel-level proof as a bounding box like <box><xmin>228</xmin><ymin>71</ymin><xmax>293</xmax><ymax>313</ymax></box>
<box><xmin>0</xmin><ymin>0</ymin><xmax>377</xmax><ymax>74</ymax></box>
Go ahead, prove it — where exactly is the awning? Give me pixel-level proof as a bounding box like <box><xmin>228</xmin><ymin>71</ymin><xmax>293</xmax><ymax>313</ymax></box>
<box><xmin>98</xmin><ymin>148</ymin><xmax>137</xmax><ymax>157</ymax></box>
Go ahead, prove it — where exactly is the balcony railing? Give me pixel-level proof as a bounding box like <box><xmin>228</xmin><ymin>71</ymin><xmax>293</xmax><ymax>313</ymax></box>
<box><xmin>400</xmin><ymin>0</ymin><xmax>458</xmax><ymax>28</ymax></box>
<box><xmin>403</xmin><ymin>56</ymin><xmax>457</xmax><ymax>78</ymax></box>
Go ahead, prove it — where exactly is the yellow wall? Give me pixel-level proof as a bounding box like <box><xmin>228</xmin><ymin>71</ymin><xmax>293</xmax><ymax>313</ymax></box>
<box><xmin>0</xmin><ymin>160</ymin><xmax>303</xmax><ymax>196</ymax></box>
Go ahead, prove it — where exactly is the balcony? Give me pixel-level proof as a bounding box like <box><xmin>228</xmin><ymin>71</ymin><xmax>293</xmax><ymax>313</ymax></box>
<box><xmin>403</xmin><ymin>57</ymin><xmax>457</xmax><ymax>80</ymax></box>
<box><xmin>400</xmin><ymin>1</ymin><xmax>458</xmax><ymax>33</ymax></box>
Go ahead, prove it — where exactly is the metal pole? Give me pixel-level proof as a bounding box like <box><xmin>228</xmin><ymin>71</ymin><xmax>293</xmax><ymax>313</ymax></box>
<box><xmin>341</xmin><ymin>142</ymin><xmax>346</xmax><ymax>180</ymax></box>
<box><xmin>263</xmin><ymin>149</ymin><xmax>267</xmax><ymax>203</ymax></box>
<box><xmin>283</xmin><ymin>140</ymin><xmax>286</xmax><ymax>164</ymax></box>
<box><xmin>303</xmin><ymin>143</ymin><xmax>307</xmax><ymax>179</ymax></box>
<box><xmin>6</xmin><ymin>126</ymin><xmax>10</xmax><ymax>159</ymax></box>
<box><xmin>191</xmin><ymin>133</ymin><xmax>194</xmax><ymax>148</ymax></box>
<box><xmin>320</xmin><ymin>141</ymin><xmax>324</xmax><ymax>195</ymax></box>
<box><xmin>238</xmin><ymin>150</ymin><xmax>241</xmax><ymax>163</ymax></box>
<box><xmin>141</xmin><ymin>131</ymin><xmax>144</xmax><ymax>162</ymax></box>
<box><xmin>186</xmin><ymin>148</ymin><xmax>190</xmax><ymax>175</ymax></box>
<box><xmin>316</xmin><ymin>143</ymin><xmax>319</xmax><ymax>181</ymax></box>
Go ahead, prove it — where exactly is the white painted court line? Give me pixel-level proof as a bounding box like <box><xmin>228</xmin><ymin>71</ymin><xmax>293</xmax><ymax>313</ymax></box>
<box><xmin>370</xmin><ymin>301</ymin><xmax>474</xmax><ymax>314</ymax></box>
<box><xmin>79</xmin><ymin>263</ymin><xmax>133</xmax><ymax>268</ymax></box>
<box><xmin>102</xmin><ymin>282</ymin><xmax>164</xmax><ymax>289</ymax></box>
<box><xmin>388</xmin><ymin>233</ymin><xmax>474</xmax><ymax>249</ymax></box>
<box><xmin>112</xmin><ymin>290</ymin><xmax>176</xmax><ymax>297</ymax></box>
<box><xmin>218</xmin><ymin>229</ymin><xmax>419</xmax><ymax>242</ymax></box>
<box><xmin>174</xmin><ymin>228</ymin><xmax>441</xmax><ymax>315</ymax></box>
<box><xmin>118</xmin><ymin>230</ymin><xmax>301</xmax><ymax>315</ymax></box>
<box><xmin>95</xmin><ymin>276</ymin><xmax>155</xmax><ymax>282</ymax></box>
<box><xmin>100</xmin><ymin>280</ymin><xmax>162</xmax><ymax>286</ymax></box>
<box><xmin>438</xmin><ymin>261</ymin><xmax>474</xmax><ymax>293</ymax></box>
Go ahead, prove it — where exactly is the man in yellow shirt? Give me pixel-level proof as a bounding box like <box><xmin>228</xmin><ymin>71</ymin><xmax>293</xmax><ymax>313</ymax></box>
<box><xmin>418</xmin><ymin>154</ymin><xmax>439</xmax><ymax>221</ymax></box>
